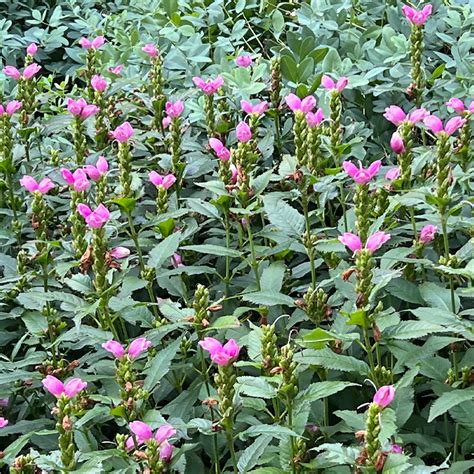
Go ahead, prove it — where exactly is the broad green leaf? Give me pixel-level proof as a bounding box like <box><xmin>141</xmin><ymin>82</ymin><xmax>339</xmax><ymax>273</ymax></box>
<box><xmin>181</xmin><ymin>244</ymin><xmax>241</xmax><ymax>257</ymax></box>
<box><xmin>296</xmin><ymin>381</ymin><xmax>358</xmax><ymax>404</ymax></box>
<box><xmin>237</xmin><ymin>377</ymin><xmax>277</xmax><ymax>399</ymax></box>
<box><xmin>143</xmin><ymin>338</ymin><xmax>182</xmax><ymax>391</ymax></box>
<box><xmin>428</xmin><ymin>387</ymin><xmax>474</xmax><ymax>422</ymax></box>
<box><xmin>148</xmin><ymin>232</ymin><xmax>182</xmax><ymax>268</ymax></box>
<box><xmin>237</xmin><ymin>435</ymin><xmax>272</xmax><ymax>473</ymax></box>
<box><xmin>242</xmin><ymin>291</ymin><xmax>294</xmax><ymax>306</ymax></box>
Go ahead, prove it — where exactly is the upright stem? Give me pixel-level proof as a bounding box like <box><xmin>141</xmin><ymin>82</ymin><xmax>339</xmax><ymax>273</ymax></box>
<box><xmin>302</xmin><ymin>193</ymin><xmax>316</xmax><ymax>288</ymax></box>
<box><xmin>246</xmin><ymin>221</ymin><xmax>261</xmax><ymax>290</ymax></box>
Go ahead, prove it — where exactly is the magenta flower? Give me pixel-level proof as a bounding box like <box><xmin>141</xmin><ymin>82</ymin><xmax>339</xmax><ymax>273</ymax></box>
<box><xmin>67</xmin><ymin>98</ymin><xmax>99</xmax><ymax>120</ymax></box>
<box><xmin>26</xmin><ymin>43</ymin><xmax>38</xmax><ymax>56</ymax></box>
<box><xmin>230</xmin><ymin>164</ymin><xmax>238</xmax><ymax>184</ymax></box>
<box><xmin>143</xmin><ymin>43</ymin><xmax>158</xmax><ymax>58</ymax></box>
<box><xmin>108</xmin><ymin>64</ymin><xmax>123</xmax><ymax>75</ymax></box>
<box><xmin>236</xmin><ymin>121</ymin><xmax>252</xmax><ymax>142</ymax></box>
<box><xmin>383</xmin><ymin>105</ymin><xmax>428</xmax><ymax>126</ymax></box>
<box><xmin>91</xmin><ymin>75</ymin><xmax>108</xmax><ymax>92</ymax></box>
<box><xmin>339</xmin><ymin>231</ymin><xmax>391</xmax><ymax>254</ymax></box>
<box><xmin>240</xmin><ymin>100</ymin><xmax>268</xmax><ymax>116</ymax></box>
<box><xmin>171</xmin><ymin>253</ymin><xmax>184</xmax><ymax>268</ymax></box>
<box><xmin>111</xmin><ymin>121</ymin><xmax>134</xmax><ymax>142</ymax></box>
<box><xmin>20</xmin><ymin>176</ymin><xmax>54</xmax><ymax>194</ymax></box>
<box><xmin>391</xmin><ymin>444</ymin><xmax>403</xmax><ymax>454</ymax></box>
<box><xmin>155</xmin><ymin>424</ymin><xmax>176</xmax><ymax>444</ymax></box>
<box><xmin>42</xmin><ymin>375</ymin><xmax>87</xmax><ymax>399</ymax></box>
<box><xmin>110</xmin><ymin>247</ymin><xmax>130</xmax><ymax>259</ymax></box>
<box><xmin>102</xmin><ymin>340</ymin><xmax>126</xmax><ymax>358</ymax></box>
<box><xmin>130</xmin><ymin>421</ymin><xmax>153</xmax><ymax>441</ymax></box>
<box><xmin>165</xmin><ymin>100</ymin><xmax>184</xmax><ymax>118</ymax></box>
<box><xmin>0</xmin><ymin>417</ymin><xmax>8</xmax><ymax>428</ymax></box>
<box><xmin>0</xmin><ymin>100</ymin><xmax>22</xmax><ymax>116</ymax></box>
<box><xmin>402</xmin><ymin>4</ymin><xmax>432</xmax><ymax>25</ymax></box>
<box><xmin>149</xmin><ymin>171</ymin><xmax>176</xmax><ymax>190</ymax></box>
<box><xmin>385</xmin><ymin>167</ymin><xmax>400</xmax><ymax>181</ymax></box>
<box><xmin>305</xmin><ymin>109</ymin><xmax>324</xmax><ymax>128</ymax></box>
<box><xmin>419</xmin><ymin>224</ymin><xmax>437</xmax><ymax>244</ymax></box>
<box><xmin>128</xmin><ymin>337</ymin><xmax>152</xmax><ymax>359</ymax></box>
<box><xmin>61</xmin><ymin>168</ymin><xmax>90</xmax><ymax>192</ymax></box>
<box><xmin>321</xmin><ymin>75</ymin><xmax>349</xmax><ymax>92</ymax></box>
<box><xmin>373</xmin><ymin>385</ymin><xmax>395</xmax><ymax>408</ymax></box>
<box><xmin>285</xmin><ymin>93</ymin><xmax>316</xmax><ymax>113</ymax></box>
<box><xmin>338</xmin><ymin>233</ymin><xmax>363</xmax><ymax>253</ymax></box>
<box><xmin>192</xmin><ymin>76</ymin><xmax>224</xmax><ymax>95</ymax></box>
<box><xmin>3</xmin><ymin>66</ymin><xmax>21</xmax><ymax>80</ymax></box>
<box><xmin>80</xmin><ymin>36</ymin><xmax>105</xmax><ymax>49</ymax></box>
<box><xmin>343</xmin><ymin>160</ymin><xmax>381</xmax><ymax>185</ymax></box>
<box><xmin>390</xmin><ymin>131</ymin><xmax>405</xmax><ymax>154</ymax></box>
<box><xmin>162</xmin><ymin>116</ymin><xmax>171</xmax><ymax>129</ymax></box>
<box><xmin>446</xmin><ymin>98</ymin><xmax>466</xmax><ymax>114</ymax></box>
<box><xmin>3</xmin><ymin>64</ymin><xmax>41</xmax><ymax>81</ymax></box>
<box><xmin>84</xmin><ymin>156</ymin><xmax>108</xmax><ymax>181</ymax></box>
<box><xmin>199</xmin><ymin>337</ymin><xmax>240</xmax><ymax>366</ymax></box>
<box><xmin>209</xmin><ymin>138</ymin><xmax>231</xmax><ymax>161</ymax></box>
<box><xmin>424</xmin><ymin>115</ymin><xmax>466</xmax><ymax>136</ymax></box>
<box><xmin>77</xmin><ymin>203</ymin><xmax>110</xmax><ymax>228</ymax></box>
<box><xmin>160</xmin><ymin>441</ymin><xmax>174</xmax><ymax>462</ymax></box>
<box><xmin>235</xmin><ymin>54</ymin><xmax>253</xmax><ymax>67</ymax></box>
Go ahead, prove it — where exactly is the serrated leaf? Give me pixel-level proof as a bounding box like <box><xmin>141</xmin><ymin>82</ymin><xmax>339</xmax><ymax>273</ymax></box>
<box><xmin>148</xmin><ymin>232</ymin><xmax>182</xmax><ymax>268</ymax></box>
<box><xmin>237</xmin><ymin>377</ymin><xmax>277</xmax><ymax>399</ymax></box>
<box><xmin>296</xmin><ymin>381</ymin><xmax>358</xmax><ymax>404</ymax></box>
<box><xmin>237</xmin><ymin>435</ymin><xmax>272</xmax><ymax>473</ymax></box>
<box><xmin>260</xmin><ymin>262</ymin><xmax>286</xmax><ymax>293</ymax></box>
<box><xmin>295</xmin><ymin>348</ymin><xmax>370</xmax><ymax>374</ymax></box>
<box><xmin>384</xmin><ymin>321</ymin><xmax>445</xmax><ymax>340</ymax></box>
<box><xmin>239</xmin><ymin>425</ymin><xmax>299</xmax><ymax>441</ymax></box>
<box><xmin>428</xmin><ymin>387</ymin><xmax>474</xmax><ymax>422</ymax></box>
<box><xmin>262</xmin><ymin>195</ymin><xmax>304</xmax><ymax>237</ymax></box>
<box><xmin>242</xmin><ymin>291</ymin><xmax>294</xmax><ymax>306</ymax></box>
<box><xmin>143</xmin><ymin>338</ymin><xmax>182</xmax><ymax>391</ymax></box>
<box><xmin>181</xmin><ymin>244</ymin><xmax>241</xmax><ymax>257</ymax></box>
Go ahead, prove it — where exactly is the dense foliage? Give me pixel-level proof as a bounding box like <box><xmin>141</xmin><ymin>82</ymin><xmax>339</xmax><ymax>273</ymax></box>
<box><xmin>0</xmin><ymin>0</ymin><xmax>473</xmax><ymax>473</ymax></box>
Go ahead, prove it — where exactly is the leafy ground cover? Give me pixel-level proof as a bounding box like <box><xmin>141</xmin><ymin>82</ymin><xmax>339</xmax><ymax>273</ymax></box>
<box><xmin>0</xmin><ymin>0</ymin><xmax>473</xmax><ymax>472</ymax></box>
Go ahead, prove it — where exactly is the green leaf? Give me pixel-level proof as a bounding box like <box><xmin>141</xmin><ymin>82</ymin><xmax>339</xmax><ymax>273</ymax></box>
<box><xmin>384</xmin><ymin>321</ymin><xmax>445</xmax><ymax>340</ymax></box>
<box><xmin>428</xmin><ymin>387</ymin><xmax>474</xmax><ymax>422</ymax></box>
<box><xmin>143</xmin><ymin>338</ymin><xmax>182</xmax><ymax>391</ymax></box>
<box><xmin>242</xmin><ymin>291</ymin><xmax>294</xmax><ymax>307</ymax></box>
<box><xmin>382</xmin><ymin>454</ymin><xmax>412</xmax><ymax>473</ymax></box>
<box><xmin>208</xmin><ymin>316</ymin><xmax>240</xmax><ymax>330</ymax></box>
<box><xmin>237</xmin><ymin>376</ymin><xmax>277</xmax><ymax>399</ymax></box>
<box><xmin>112</xmin><ymin>197</ymin><xmax>136</xmax><ymax>213</ymax></box>
<box><xmin>295</xmin><ymin>348</ymin><xmax>370</xmax><ymax>374</ymax></box>
<box><xmin>262</xmin><ymin>195</ymin><xmax>304</xmax><ymax>237</ymax></box>
<box><xmin>148</xmin><ymin>232</ymin><xmax>182</xmax><ymax>268</ymax></box>
<box><xmin>272</xmin><ymin>10</ymin><xmax>285</xmax><ymax>33</ymax></box>
<box><xmin>240</xmin><ymin>425</ymin><xmax>298</xmax><ymax>441</ymax></box>
<box><xmin>419</xmin><ymin>282</ymin><xmax>460</xmax><ymax>312</ymax></box>
<box><xmin>296</xmin><ymin>381</ymin><xmax>358</xmax><ymax>404</ymax></box>
<box><xmin>181</xmin><ymin>244</ymin><xmax>241</xmax><ymax>257</ymax></box>
<box><xmin>237</xmin><ymin>435</ymin><xmax>272</xmax><ymax>473</ymax></box>
<box><xmin>260</xmin><ymin>262</ymin><xmax>286</xmax><ymax>293</ymax></box>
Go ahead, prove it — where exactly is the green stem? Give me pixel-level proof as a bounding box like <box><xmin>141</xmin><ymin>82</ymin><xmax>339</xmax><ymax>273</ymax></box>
<box><xmin>226</xmin><ymin>430</ymin><xmax>238</xmax><ymax>473</ymax></box>
<box><xmin>287</xmin><ymin>398</ymin><xmax>297</xmax><ymax>474</ymax></box>
<box><xmin>441</xmin><ymin>214</ymin><xmax>456</xmax><ymax>312</ymax></box>
<box><xmin>245</xmin><ymin>221</ymin><xmax>261</xmax><ymax>291</ymax></box>
<box><xmin>224</xmin><ymin>211</ymin><xmax>231</xmax><ymax>296</ymax></box>
<box><xmin>302</xmin><ymin>193</ymin><xmax>316</xmax><ymax>288</ymax></box>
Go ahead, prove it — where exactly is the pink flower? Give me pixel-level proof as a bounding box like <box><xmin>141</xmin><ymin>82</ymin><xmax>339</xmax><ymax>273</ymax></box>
<box><xmin>366</xmin><ymin>231</ymin><xmax>391</xmax><ymax>253</ymax></box>
<box><xmin>77</xmin><ymin>203</ymin><xmax>110</xmax><ymax>228</ymax></box>
<box><xmin>419</xmin><ymin>224</ymin><xmax>437</xmax><ymax>244</ymax></box>
<box><xmin>235</xmin><ymin>55</ymin><xmax>253</xmax><ymax>67</ymax></box>
<box><xmin>230</xmin><ymin>164</ymin><xmax>238</xmax><ymax>184</ymax></box>
<box><xmin>23</xmin><ymin>63</ymin><xmax>42</xmax><ymax>79</ymax></box>
<box><xmin>385</xmin><ymin>167</ymin><xmax>400</xmax><ymax>181</ymax></box>
<box><xmin>91</xmin><ymin>75</ymin><xmax>107</xmax><ymax>92</ymax></box>
<box><xmin>321</xmin><ymin>75</ymin><xmax>349</xmax><ymax>92</ymax></box>
<box><xmin>0</xmin><ymin>417</ymin><xmax>8</xmax><ymax>428</ymax></box>
<box><xmin>199</xmin><ymin>337</ymin><xmax>240</xmax><ymax>366</ymax></box>
<box><xmin>446</xmin><ymin>98</ymin><xmax>465</xmax><ymax>114</ymax></box>
<box><xmin>110</xmin><ymin>247</ymin><xmax>130</xmax><ymax>259</ymax></box>
<box><xmin>42</xmin><ymin>375</ymin><xmax>87</xmax><ymax>398</ymax></box>
<box><xmin>160</xmin><ymin>441</ymin><xmax>174</xmax><ymax>462</ymax></box>
<box><xmin>171</xmin><ymin>253</ymin><xmax>184</xmax><ymax>268</ymax></box>
<box><xmin>20</xmin><ymin>176</ymin><xmax>54</xmax><ymax>194</ymax></box>
<box><xmin>102</xmin><ymin>340</ymin><xmax>126</xmax><ymax>358</ymax></box>
<box><xmin>285</xmin><ymin>93</ymin><xmax>316</xmax><ymax>113</ymax></box>
<box><xmin>80</xmin><ymin>36</ymin><xmax>105</xmax><ymax>49</ymax></box>
<box><xmin>373</xmin><ymin>385</ymin><xmax>395</xmax><ymax>408</ymax></box>
<box><xmin>130</xmin><ymin>421</ymin><xmax>153</xmax><ymax>441</ymax></box>
<box><xmin>338</xmin><ymin>233</ymin><xmax>362</xmax><ymax>253</ymax></box>
<box><xmin>391</xmin><ymin>444</ymin><xmax>403</xmax><ymax>454</ymax></box>
<box><xmin>402</xmin><ymin>4</ymin><xmax>433</xmax><ymax>25</ymax></box>
<box><xmin>128</xmin><ymin>337</ymin><xmax>152</xmax><ymax>359</ymax></box>
<box><xmin>84</xmin><ymin>156</ymin><xmax>108</xmax><ymax>181</ymax></box>
<box><xmin>0</xmin><ymin>100</ymin><xmax>22</xmax><ymax>116</ymax></box>
<box><xmin>236</xmin><ymin>121</ymin><xmax>252</xmax><ymax>142</ymax></box>
<box><xmin>165</xmin><ymin>100</ymin><xmax>184</xmax><ymax>118</ymax></box>
<box><xmin>343</xmin><ymin>160</ymin><xmax>381</xmax><ymax>185</ymax></box>
<box><xmin>143</xmin><ymin>43</ymin><xmax>158</xmax><ymax>57</ymax></box>
<box><xmin>162</xmin><ymin>116</ymin><xmax>171</xmax><ymax>129</ymax></box>
<box><xmin>149</xmin><ymin>171</ymin><xmax>176</xmax><ymax>190</ymax></box>
<box><xmin>240</xmin><ymin>100</ymin><xmax>268</xmax><ymax>116</ymax></box>
<box><xmin>61</xmin><ymin>168</ymin><xmax>90</xmax><ymax>192</ymax></box>
<box><xmin>209</xmin><ymin>138</ymin><xmax>231</xmax><ymax>161</ymax></box>
<box><xmin>306</xmin><ymin>109</ymin><xmax>324</xmax><ymax>128</ymax></box>
<box><xmin>192</xmin><ymin>76</ymin><xmax>224</xmax><ymax>95</ymax></box>
<box><xmin>390</xmin><ymin>131</ymin><xmax>405</xmax><ymax>154</ymax></box>
<box><xmin>67</xmin><ymin>98</ymin><xmax>99</xmax><ymax>120</ymax></box>
<box><xmin>423</xmin><ymin>115</ymin><xmax>466</xmax><ymax>136</ymax></box>
<box><xmin>111</xmin><ymin>122</ymin><xmax>134</xmax><ymax>142</ymax></box>
<box><xmin>383</xmin><ymin>106</ymin><xmax>429</xmax><ymax>126</ymax></box>
<box><xmin>155</xmin><ymin>424</ymin><xmax>176</xmax><ymax>444</ymax></box>
<box><xmin>3</xmin><ymin>66</ymin><xmax>21</xmax><ymax>80</ymax></box>
<box><xmin>108</xmin><ymin>64</ymin><xmax>123</xmax><ymax>75</ymax></box>
<box><xmin>27</xmin><ymin>43</ymin><xmax>38</xmax><ymax>56</ymax></box>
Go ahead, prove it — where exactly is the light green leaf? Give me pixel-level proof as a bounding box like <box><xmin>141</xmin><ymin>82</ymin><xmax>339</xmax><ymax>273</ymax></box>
<box><xmin>143</xmin><ymin>338</ymin><xmax>182</xmax><ymax>391</ymax></box>
<box><xmin>237</xmin><ymin>435</ymin><xmax>272</xmax><ymax>473</ymax></box>
<box><xmin>428</xmin><ymin>387</ymin><xmax>474</xmax><ymax>422</ymax></box>
<box><xmin>181</xmin><ymin>244</ymin><xmax>241</xmax><ymax>257</ymax></box>
<box><xmin>242</xmin><ymin>291</ymin><xmax>294</xmax><ymax>307</ymax></box>
<box><xmin>296</xmin><ymin>381</ymin><xmax>358</xmax><ymax>404</ymax></box>
<box><xmin>148</xmin><ymin>232</ymin><xmax>182</xmax><ymax>268</ymax></box>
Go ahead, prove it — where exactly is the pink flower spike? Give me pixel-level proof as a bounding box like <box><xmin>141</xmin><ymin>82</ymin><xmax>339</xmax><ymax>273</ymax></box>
<box><xmin>165</xmin><ymin>100</ymin><xmax>184</xmax><ymax>118</ymax></box>
<box><xmin>3</xmin><ymin>66</ymin><xmax>21</xmax><ymax>80</ymax></box>
<box><xmin>444</xmin><ymin>116</ymin><xmax>466</xmax><ymax>136</ymax></box>
<box><xmin>339</xmin><ymin>232</ymin><xmax>363</xmax><ymax>254</ymax></box>
<box><xmin>230</xmin><ymin>164</ymin><xmax>238</xmax><ymax>184</ymax></box>
<box><xmin>446</xmin><ymin>98</ymin><xmax>465</xmax><ymax>114</ymax></box>
<box><xmin>130</xmin><ymin>421</ymin><xmax>153</xmax><ymax>441</ymax></box>
<box><xmin>383</xmin><ymin>105</ymin><xmax>406</xmax><ymax>126</ymax></box>
<box><xmin>240</xmin><ymin>100</ymin><xmax>268</xmax><ymax>116</ymax></box>
<box><xmin>373</xmin><ymin>385</ymin><xmax>395</xmax><ymax>408</ymax></box>
<box><xmin>149</xmin><ymin>171</ymin><xmax>164</xmax><ymax>187</ymax></box>
<box><xmin>365</xmin><ymin>231</ymin><xmax>391</xmax><ymax>253</ymax></box>
<box><xmin>77</xmin><ymin>203</ymin><xmax>92</xmax><ymax>218</ymax></box>
<box><xmin>102</xmin><ymin>340</ymin><xmax>126</xmax><ymax>358</ymax></box>
<box><xmin>20</xmin><ymin>175</ymin><xmax>38</xmax><ymax>192</ymax></box>
<box><xmin>192</xmin><ymin>76</ymin><xmax>223</xmax><ymax>95</ymax></box>
<box><xmin>343</xmin><ymin>160</ymin><xmax>381</xmax><ymax>185</ymax></box>
<box><xmin>23</xmin><ymin>63</ymin><xmax>41</xmax><ymax>79</ymax></box>
<box><xmin>222</xmin><ymin>339</ymin><xmax>240</xmax><ymax>360</ymax></box>
<box><xmin>171</xmin><ymin>253</ymin><xmax>183</xmax><ymax>268</ymax></box>
<box><xmin>112</xmin><ymin>122</ymin><xmax>134</xmax><ymax>142</ymax></box>
<box><xmin>61</xmin><ymin>168</ymin><xmax>74</xmax><ymax>185</ymax></box>
<box><xmin>419</xmin><ymin>224</ymin><xmax>437</xmax><ymax>244</ymax></box>
<box><xmin>80</xmin><ymin>104</ymin><xmax>100</xmax><ymax>120</ymax></box>
<box><xmin>43</xmin><ymin>375</ymin><xmax>66</xmax><ymax>397</ymax></box>
<box><xmin>79</xmin><ymin>37</ymin><xmax>92</xmax><ymax>49</ymax></box>
<box><xmin>306</xmin><ymin>109</ymin><xmax>324</xmax><ymax>128</ymax></box>
<box><xmin>199</xmin><ymin>337</ymin><xmax>223</xmax><ymax>354</ymax></box>
<box><xmin>154</xmin><ymin>424</ymin><xmax>176</xmax><ymax>444</ymax></box>
<box><xmin>91</xmin><ymin>36</ymin><xmax>105</xmax><ymax>49</ymax></box>
<box><xmin>285</xmin><ymin>93</ymin><xmax>302</xmax><ymax>112</ymax></box>
<box><xmin>64</xmin><ymin>378</ymin><xmax>87</xmax><ymax>398</ymax></box>
<box><xmin>93</xmin><ymin>203</ymin><xmax>110</xmax><ymax>222</ymax></box>
<box><xmin>108</xmin><ymin>64</ymin><xmax>123</xmax><ymax>75</ymax></box>
<box><xmin>162</xmin><ymin>116</ymin><xmax>171</xmax><ymax>129</ymax></box>
<box><xmin>209</xmin><ymin>138</ymin><xmax>231</xmax><ymax>161</ymax></box>
<box><xmin>110</xmin><ymin>247</ymin><xmax>130</xmax><ymax>259</ymax></box>
<box><xmin>96</xmin><ymin>156</ymin><xmax>108</xmax><ymax>174</ymax></box>
<box><xmin>0</xmin><ymin>417</ymin><xmax>8</xmax><ymax>428</ymax></box>
<box><xmin>128</xmin><ymin>337</ymin><xmax>152</xmax><ymax>359</ymax></box>
<box><xmin>335</xmin><ymin>76</ymin><xmax>349</xmax><ymax>92</ymax></box>
<box><xmin>26</xmin><ymin>43</ymin><xmax>38</xmax><ymax>56</ymax></box>
<box><xmin>391</xmin><ymin>444</ymin><xmax>403</xmax><ymax>454</ymax></box>
<box><xmin>385</xmin><ymin>167</ymin><xmax>400</xmax><ymax>181</ymax></box>
<box><xmin>162</xmin><ymin>174</ymin><xmax>177</xmax><ymax>190</ymax></box>
<box><xmin>78</xmin><ymin>203</ymin><xmax>110</xmax><ymax>228</ymax></box>
<box><xmin>300</xmin><ymin>96</ymin><xmax>316</xmax><ymax>114</ymax></box>
<box><xmin>321</xmin><ymin>75</ymin><xmax>336</xmax><ymax>90</ymax></box>
<box><xmin>390</xmin><ymin>131</ymin><xmax>405</xmax><ymax>154</ymax></box>
<box><xmin>235</xmin><ymin>54</ymin><xmax>253</xmax><ymax>68</ymax></box>
<box><xmin>37</xmin><ymin>178</ymin><xmax>55</xmax><ymax>194</ymax></box>
<box><xmin>407</xmin><ymin>107</ymin><xmax>429</xmax><ymax>124</ymax></box>
<box><xmin>423</xmin><ymin>115</ymin><xmax>444</xmax><ymax>134</ymax></box>
<box><xmin>5</xmin><ymin>100</ymin><xmax>22</xmax><ymax>115</ymax></box>
<box><xmin>236</xmin><ymin>121</ymin><xmax>252</xmax><ymax>142</ymax></box>
<box><xmin>402</xmin><ymin>4</ymin><xmax>432</xmax><ymax>25</ymax></box>
<box><xmin>143</xmin><ymin>43</ymin><xmax>158</xmax><ymax>57</ymax></box>
<box><xmin>159</xmin><ymin>441</ymin><xmax>174</xmax><ymax>462</ymax></box>
<box><xmin>91</xmin><ymin>75</ymin><xmax>107</xmax><ymax>92</ymax></box>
